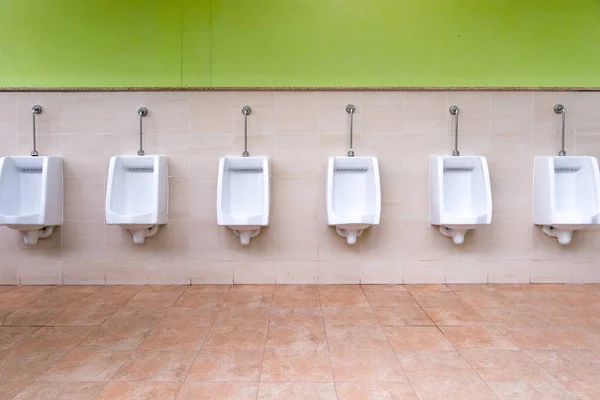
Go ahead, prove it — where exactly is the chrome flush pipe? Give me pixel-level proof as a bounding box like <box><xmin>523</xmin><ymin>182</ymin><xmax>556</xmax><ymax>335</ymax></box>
<box><xmin>554</xmin><ymin>104</ymin><xmax>566</xmax><ymax>156</ymax></box>
<box><xmin>242</xmin><ymin>105</ymin><xmax>251</xmax><ymax>157</ymax></box>
<box><xmin>31</xmin><ymin>104</ymin><xmax>42</xmax><ymax>157</ymax></box>
<box><xmin>449</xmin><ymin>105</ymin><xmax>460</xmax><ymax>156</ymax></box>
<box><xmin>346</xmin><ymin>104</ymin><xmax>355</xmax><ymax>157</ymax></box>
<box><xmin>137</xmin><ymin>107</ymin><xmax>148</xmax><ymax>156</ymax></box>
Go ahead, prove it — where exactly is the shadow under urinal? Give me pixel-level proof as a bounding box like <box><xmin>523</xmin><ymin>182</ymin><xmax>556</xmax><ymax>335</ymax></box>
<box><xmin>0</xmin><ymin>156</ymin><xmax>63</xmax><ymax>245</ymax></box>
<box><xmin>534</xmin><ymin>156</ymin><xmax>600</xmax><ymax>245</ymax></box>
<box><xmin>217</xmin><ymin>156</ymin><xmax>270</xmax><ymax>245</ymax></box>
<box><xmin>105</xmin><ymin>155</ymin><xmax>169</xmax><ymax>244</ymax></box>
<box><xmin>326</xmin><ymin>156</ymin><xmax>381</xmax><ymax>245</ymax></box>
<box><xmin>429</xmin><ymin>155</ymin><xmax>492</xmax><ymax>244</ymax></box>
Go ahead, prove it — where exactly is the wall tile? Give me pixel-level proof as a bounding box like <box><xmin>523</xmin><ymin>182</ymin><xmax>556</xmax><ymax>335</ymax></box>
<box><xmin>61</xmin><ymin>134</ymin><xmax>105</xmax><ymax>177</ymax></box>
<box><xmin>273</xmin><ymin>219</ymin><xmax>318</xmax><ymax>261</ymax></box>
<box><xmin>405</xmin><ymin>92</ymin><xmax>448</xmax><ymax>134</ymax></box>
<box><xmin>17</xmin><ymin>93</ymin><xmax>60</xmax><ymax>135</ymax></box>
<box><xmin>148</xmin><ymin>263</ymin><xmax>190</xmax><ymax>285</ymax></box>
<box><xmin>232</xmin><ymin>92</ymin><xmax>275</xmax><ymax>134</ymax></box>
<box><xmin>64</xmin><ymin>177</ymin><xmax>105</xmax><ymax>219</ymax></box>
<box><xmin>272</xmin><ymin>177</ymin><xmax>320</xmax><ymax>219</ymax></box>
<box><xmin>318</xmin><ymin>261</ymin><xmax>362</xmax><ymax>284</ymax></box>
<box><xmin>276</xmin><ymin>262</ymin><xmax>319</xmax><ymax>284</ymax></box>
<box><xmin>189</xmin><ymin>92</ymin><xmax>232</xmax><ymax>134</ymax></box>
<box><xmin>0</xmin><ymin>135</ymin><xmax>18</xmax><ymax>157</ymax></box>
<box><xmin>189</xmin><ymin>262</ymin><xmax>233</xmax><ymax>284</ymax></box>
<box><xmin>403</xmin><ymin>261</ymin><xmax>446</xmax><ymax>284</ymax></box>
<box><xmin>487</xmin><ymin>261</ymin><xmax>531</xmax><ymax>283</ymax></box>
<box><xmin>59</xmin><ymin>93</ymin><xmax>103</xmax><ymax>134</ymax></box>
<box><xmin>380</xmin><ymin>174</ymin><xmax>404</xmax><ymax>219</ymax></box>
<box><xmin>533</xmin><ymin>92</ymin><xmax>575</xmax><ymax>135</ymax></box>
<box><xmin>105</xmin><ymin>262</ymin><xmax>148</xmax><ymax>285</ymax></box>
<box><xmin>274</xmin><ymin>134</ymin><xmax>319</xmax><ymax>177</ymax></box>
<box><xmin>360</xmin><ymin>134</ymin><xmax>406</xmax><ymax>175</ymax></box>
<box><xmin>574</xmin><ymin>133</ymin><xmax>600</xmax><ymax>159</ymax></box>
<box><xmin>533</xmin><ymin>132</ymin><xmax>574</xmax><ymax>158</ymax></box>
<box><xmin>491</xmin><ymin>92</ymin><xmax>533</xmax><ymax>135</ymax></box>
<box><xmin>231</xmin><ymin>132</ymin><xmax>274</xmax><ymax>157</ymax></box>
<box><xmin>0</xmin><ymin>263</ymin><xmax>20</xmax><ymax>285</ymax></box>
<box><xmin>529</xmin><ymin>260</ymin><xmax>572</xmax><ymax>283</ymax></box>
<box><xmin>575</xmin><ymin>92</ymin><xmax>600</xmax><ymax>134</ymax></box>
<box><xmin>488</xmin><ymin>218</ymin><xmax>531</xmax><ymax>260</ymax></box>
<box><xmin>274</xmin><ymin>92</ymin><xmax>318</xmax><ymax>134</ymax></box>
<box><xmin>233</xmin><ymin>226</ymin><xmax>275</xmax><ymax>262</ymax></box>
<box><xmin>444</xmin><ymin>261</ymin><xmax>488</xmax><ymax>284</ymax></box>
<box><xmin>234</xmin><ymin>262</ymin><xmax>276</xmax><ymax>284</ymax></box>
<box><xmin>488</xmin><ymin>135</ymin><xmax>533</xmax><ymax>176</ymax></box>
<box><xmin>189</xmin><ymin>178</ymin><xmax>217</xmax><ymax>220</ymax></box>
<box><xmin>318</xmin><ymin>134</ymin><xmax>362</xmax><ymax>176</ymax></box>
<box><xmin>362</xmin><ymin>92</ymin><xmax>404</xmax><ymax>134</ymax></box>
<box><xmin>189</xmin><ymin>133</ymin><xmax>234</xmax><ymax>178</ymax></box>
<box><xmin>189</xmin><ymin>220</ymin><xmax>236</xmax><ymax>262</ymax></box>
<box><xmin>20</xmin><ymin>262</ymin><xmax>63</xmax><ymax>285</ymax></box>
<box><xmin>63</xmin><ymin>262</ymin><xmax>106</xmax><ymax>285</ymax></box>
<box><xmin>491</xmin><ymin>175</ymin><xmax>532</xmax><ymax>219</ymax></box>
<box><xmin>145</xmin><ymin>134</ymin><xmax>191</xmax><ymax>177</ymax></box>
<box><xmin>0</xmin><ymin>94</ymin><xmax>17</xmax><ymax>134</ymax></box>
<box><xmin>318</xmin><ymin>92</ymin><xmax>363</xmax><ymax>134</ymax></box>
<box><xmin>144</xmin><ymin>92</ymin><xmax>190</xmax><ymax>134</ymax></box>
<box><xmin>318</xmin><ymin>223</ymin><xmax>362</xmax><ymax>262</ymax></box>
<box><xmin>102</xmin><ymin>92</ymin><xmax>147</xmax><ymax>135</ymax></box>
<box><xmin>447</xmin><ymin>92</ymin><xmax>491</xmax><ymax>134</ymax></box>
<box><xmin>18</xmin><ymin>133</ymin><xmax>61</xmax><ymax>156</ymax></box>
<box><xmin>360</xmin><ymin>261</ymin><xmax>403</xmax><ymax>284</ymax></box>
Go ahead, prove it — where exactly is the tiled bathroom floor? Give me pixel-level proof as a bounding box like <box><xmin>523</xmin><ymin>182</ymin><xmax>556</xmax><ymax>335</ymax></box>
<box><xmin>0</xmin><ymin>284</ymin><xmax>599</xmax><ymax>399</ymax></box>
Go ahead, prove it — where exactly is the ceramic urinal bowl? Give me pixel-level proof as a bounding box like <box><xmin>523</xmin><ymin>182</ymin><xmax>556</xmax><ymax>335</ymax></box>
<box><xmin>326</xmin><ymin>156</ymin><xmax>381</xmax><ymax>245</ymax></box>
<box><xmin>217</xmin><ymin>156</ymin><xmax>270</xmax><ymax>245</ymax></box>
<box><xmin>429</xmin><ymin>155</ymin><xmax>492</xmax><ymax>244</ymax></box>
<box><xmin>0</xmin><ymin>156</ymin><xmax>63</xmax><ymax>245</ymax></box>
<box><xmin>533</xmin><ymin>156</ymin><xmax>600</xmax><ymax>245</ymax></box>
<box><xmin>105</xmin><ymin>155</ymin><xmax>169</xmax><ymax>244</ymax></box>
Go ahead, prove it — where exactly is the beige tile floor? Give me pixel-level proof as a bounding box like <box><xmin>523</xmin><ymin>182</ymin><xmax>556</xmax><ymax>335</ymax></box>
<box><xmin>0</xmin><ymin>284</ymin><xmax>599</xmax><ymax>399</ymax></box>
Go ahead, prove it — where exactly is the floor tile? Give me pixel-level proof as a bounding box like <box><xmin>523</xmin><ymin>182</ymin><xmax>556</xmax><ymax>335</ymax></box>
<box><xmin>26</xmin><ymin>287</ymin><xmax>97</xmax><ymax>308</ymax></box>
<box><xmin>562</xmin><ymin>381</ymin><xmax>600</xmax><ymax>400</ymax></box>
<box><xmin>0</xmin><ymin>326</ymin><xmax>37</xmax><ymax>351</ymax></box>
<box><xmin>499</xmin><ymin>326</ymin><xmax>596</xmax><ymax>350</ymax></box>
<box><xmin>326</xmin><ymin>325</ymin><xmax>390</xmax><ymax>351</ymax></box>
<box><xmin>48</xmin><ymin>303</ymin><xmax>119</xmax><ymax>326</ymax></box>
<box><xmin>526</xmin><ymin>349</ymin><xmax>600</xmax><ymax>381</ymax></box>
<box><xmin>0</xmin><ymin>287</ymin><xmax>53</xmax><ymax>309</ymax></box>
<box><xmin>96</xmin><ymin>381</ymin><xmax>182</xmax><ymax>400</ymax></box>
<box><xmin>12</xmin><ymin>381</ymin><xmax>104</xmax><ymax>400</ymax></box>
<box><xmin>223</xmin><ymin>290</ymin><xmax>273</xmax><ymax>308</ymax></box>
<box><xmin>440</xmin><ymin>325</ymin><xmax>518</xmax><ymax>350</ymax></box>
<box><xmin>412</xmin><ymin>381</ymin><xmax>498</xmax><ymax>400</ymax></box>
<box><xmin>404</xmin><ymin>284</ymin><xmax>452</xmax><ymax>293</ymax></box>
<box><xmin>266</xmin><ymin>323</ymin><xmax>327</xmax><ymax>350</ymax></box>
<box><xmin>272</xmin><ymin>286</ymin><xmax>321</xmax><ymax>308</ymax></box>
<box><xmin>322</xmin><ymin>306</ymin><xmax>378</xmax><ymax>326</ymax></box>
<box><xmin>112</xmin><ymin>349</ymin><xmax>196</xmax><ymax>382</ymax></box>
<box><xmin>177</xmin><ymin>382</ymin><xmax>259</xmax><ymax>400</ymax></box>
<box><xmin>336</xmin><ymin>382</ymin><xmax>417</xmax><ymax>400</ymax></box>
<box><xmin>462</xmin><ymin>350</ymin><xmax>553</xmax><ymax>382</ymax></box>
<box><xmin>487</xmin><ymin>380</ymin><xmax>577</xmax><ymax>400</ymax></box>
<box><xmin>455</xmin><ymin>290</ymin><xmax>515</xmax><ymax>308</ymax></box>
<box><xmin>202</xmin><ymin>324</ymin><xmax>267</xmax><ymax>351</ymax></box>
<box><xmin>361</xmin><ymin>284</ymin><xmax>407</xmax><ymax>292</ymax></box>
<box><xmin>396</xmin><ymin>350</ymin><xmax>480</xmax><ymax>382</ymax></box>
<box><xmin>319</xmin><ymin>287</ymin><xmax>370</xmax><ymax>307</ymax></box>
<box><xmin>139</xmin><ymin>324</ymin><xmax>210</xmax><ymax>351</ymax></box>
<box><xmin>124</xmin><ymin>287</ymin><xmax>186</xmax><ymax>310</ymax></box>
<box><xmin>78</xmin><ymin>326</ymin><xmax>152</xmax><ymax>350</ymax></box>
<box><xmin>187</xmin><ymin>348</ymin><xmax>263</xmax><ymax>381</ymax></box>
<box><xmin>173</xmin><ymin>291</ymin><xmax>227</xmax><ymax>308</ymax></box>
<box><xmin>423</xmin><ymin>305</ymin><xmax>485</xmax><ymax>325</ymax></box>
<box><xmin>261</xmin><ymin>348</ymin><xmax>333</xmax><ymax>381</ymax></box>
<box><xmin>257</xmin><ymin>382</ymin><xmax>337</xmax><ymax>400</ymax></box>
<box><xmin>0</xmin><ymin>308</ymin><xmax>64</xmax><ymax>326</ymax></box>
<box><xmin>162</xmin><ymin>306</ymin><xmax>221</xmax><ymax>327</ymax></box>
<box><xmin>0</xmin><ymin>350</ymin><xmax>65</xmax><ymax>381</ymax></box>
<box><xmin>384</xmin><ymin>326</ymin><xmax>454</xmax><ymax>351</ymax></box>
<box><xmin>269</xmin><ymin>307</ymin><xmax>323</xmax><ymax>326</ymax></box>
<box><xmin>0</xmin><ymin>381</ymin><xmax>30</xmax><ymax>399</ymax></box>
<box><xmin>364</xmin><ymin>291</ymin><xmax>417</xmax><ymax>307</ymax></box>
<box><xmin>213</xmin><ymin>306</ymin><xmax>270</xmax><ymax>329</ymax></box>
<box><xmin>102</xmin><ymin>307</ymin><xmax>167</xmax><ymax>329</ymax></box>
<box><xmin>411</xmin><ymin>291</ymin><xmax>462</xmax><ymax>307</ymax></box>
<box><xmin>39</xmin><ymin>348</ymin><xmax>132</xmax><ymax>381</ymax></box>
<box><xmin>85</xmin><ymin>286</ymin><xmax>143</xmax><ymax>306</ymax></box>
<box><xmin>330</xmin><ymin>349</ymin><xmax>406</xmax><ymax>382</ymax></box>
<box><xmin>372</xmin><ymin>306</ymin><xmax>434</xmax><ymax>326</ymax></box>
<box><xmin>12</xmin><ymin>326</ymin><xmax>94</xmax><ymax>352</ymax></box>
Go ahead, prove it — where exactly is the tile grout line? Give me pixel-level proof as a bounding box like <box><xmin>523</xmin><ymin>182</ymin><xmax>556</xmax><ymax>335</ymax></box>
<box><xmin>256</xmin><ymin>286</ymin><xmax>275</xmax><ymax>399</ymax></box>
<box><xmin>317</xmin><ymin>286</ymin><xmax>339</xmax><ymax>399</ymax></box>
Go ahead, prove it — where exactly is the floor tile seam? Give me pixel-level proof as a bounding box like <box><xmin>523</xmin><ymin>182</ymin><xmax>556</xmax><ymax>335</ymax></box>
<box><xmin>181</xmin><ymin>285</ymin><xmax>232</xmax><ymax>384</ymax></box>
<box><xmin>256</xmin><ymin>289</ymin><xmax>275</xmax><ymax>397</ymax></box>
<box><xmin>519</xmin><ymin>347</ymin><xmax>580</xmax><ymax>386</ymax></box>
<box><xmin>317</xmin><ymin>287</ymin><xmax>339</xmax><ymax>400</ymax></box>
<box><xmin>44</xmin><ymin>300</ymin><xmax>128</xmax><ymax>328</ymax></box>
<box><xmin>20</xmin><ymin>287</ymin><xmax>60</xmax><ymax>308</ymax></box>
<box><xmin>90</xmin><ymin>380</ymin><xmax>110</xmax><ymax>400</ymax></box>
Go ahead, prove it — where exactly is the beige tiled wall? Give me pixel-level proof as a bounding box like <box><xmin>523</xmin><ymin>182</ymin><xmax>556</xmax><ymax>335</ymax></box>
<box><xmin>0</xmin><ymin>91</ymin><xmax>599</xmax><ymax>285</ymax></box>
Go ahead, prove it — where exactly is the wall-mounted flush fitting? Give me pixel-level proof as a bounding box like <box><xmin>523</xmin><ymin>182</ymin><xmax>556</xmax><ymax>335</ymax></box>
<box><xmin>554</xmin><ymin>104</ymin><xmax>566</xmax><ymax>156</ymax></box>
<box><xmin>31</xmin><ymin>104</ymin><xmax>42</xmax><ymax>157</ymax></box>
<box><xmin>137</xmin><ymin>107</ymin><xmax>148</xmax><ymax>156</ymax></box>
<box><xmin>346</xmin><ymin>104</ymin><xmax>355</xmax><ymax>157</ymax></box>
<box><xmin>449</xmin><ymin>105</ymin><xmax>460</xmax><ymax>156</ymax></box>
<box><xmin>242</xmin><ymin>105</ymin><xmax>252</xmax><ymax>157</ymax></box>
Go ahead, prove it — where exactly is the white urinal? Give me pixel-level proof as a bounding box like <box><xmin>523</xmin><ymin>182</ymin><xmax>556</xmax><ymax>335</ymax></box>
<box><xmin>0</xmin><ymin>156</ymin><xmax>63</xmax><ymax>245</ymax></box>
<box><xmin>326</xmin><ymin>156</ymin><xmax>381</xmax><ymax>245</ymax></box>
<box><xmin>106</xmin><ymin>155</ymin><xmax>168</xmax><ymax>244</ymax></box>
<box><xmin>430</xmin><ymin>156</ymin><xmax>492</xmax><ymax>244</ymax></box>
<box><xmin>533</xmin><ymin>156</ymin><xmax>600</xmax><ymax>245</ymax></box>
<box><xmin>217</xmin><ymin>156</ymin><xmax>270</xmax><ymax>245</ymax></box>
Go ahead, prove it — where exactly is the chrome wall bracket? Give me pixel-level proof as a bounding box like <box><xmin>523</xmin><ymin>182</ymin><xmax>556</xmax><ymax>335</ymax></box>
<box><xmin>30</xmin><ymin>104</ymin><xmax>42</xmax><ymax>157</ymax></box>
<box><xmin>137</xmin><ymin>107</ymin><xmax>148</xmax><ymax>156</ymax></box>
<box><xmin>554</xmin><ymin>104</ymin><xmax>566</xmax><ymax>156</ymax></box>
<box><xmin>242</xmin><ymin>105</ymin><xmax>252</xmax><ymax>157</ymax></box>
<box><xmin>449</xmin><ymin>105</ymin><xmax>460</xmax><ymax>156</ymax></box>
<box><xmin>346</xmin><ymin>104</ymin><xmax>355</xmax><ymax>157</ymax></box>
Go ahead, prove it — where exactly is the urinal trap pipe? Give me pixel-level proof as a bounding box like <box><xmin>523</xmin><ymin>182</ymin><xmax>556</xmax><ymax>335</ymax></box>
<box><xmin>346</xmin><ymin>104</ymin><xmax>355</xmax><ymax>157</ymax></box>
<box><xmin>31</xmin><ymin>104</ymin><xmax>42</xmax><ymax>157</ymax></box>
<box><xmin>449</xmin><ymin>105</ymin><xmax>459</xmax><ymax>156</ymax></box>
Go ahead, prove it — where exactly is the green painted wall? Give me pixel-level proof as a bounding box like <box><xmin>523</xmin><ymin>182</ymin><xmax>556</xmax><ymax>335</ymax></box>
<box><xmin>0</xmin><ymin>0</ymin><xmax>599</xmax><ymax>87</ymax></box>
